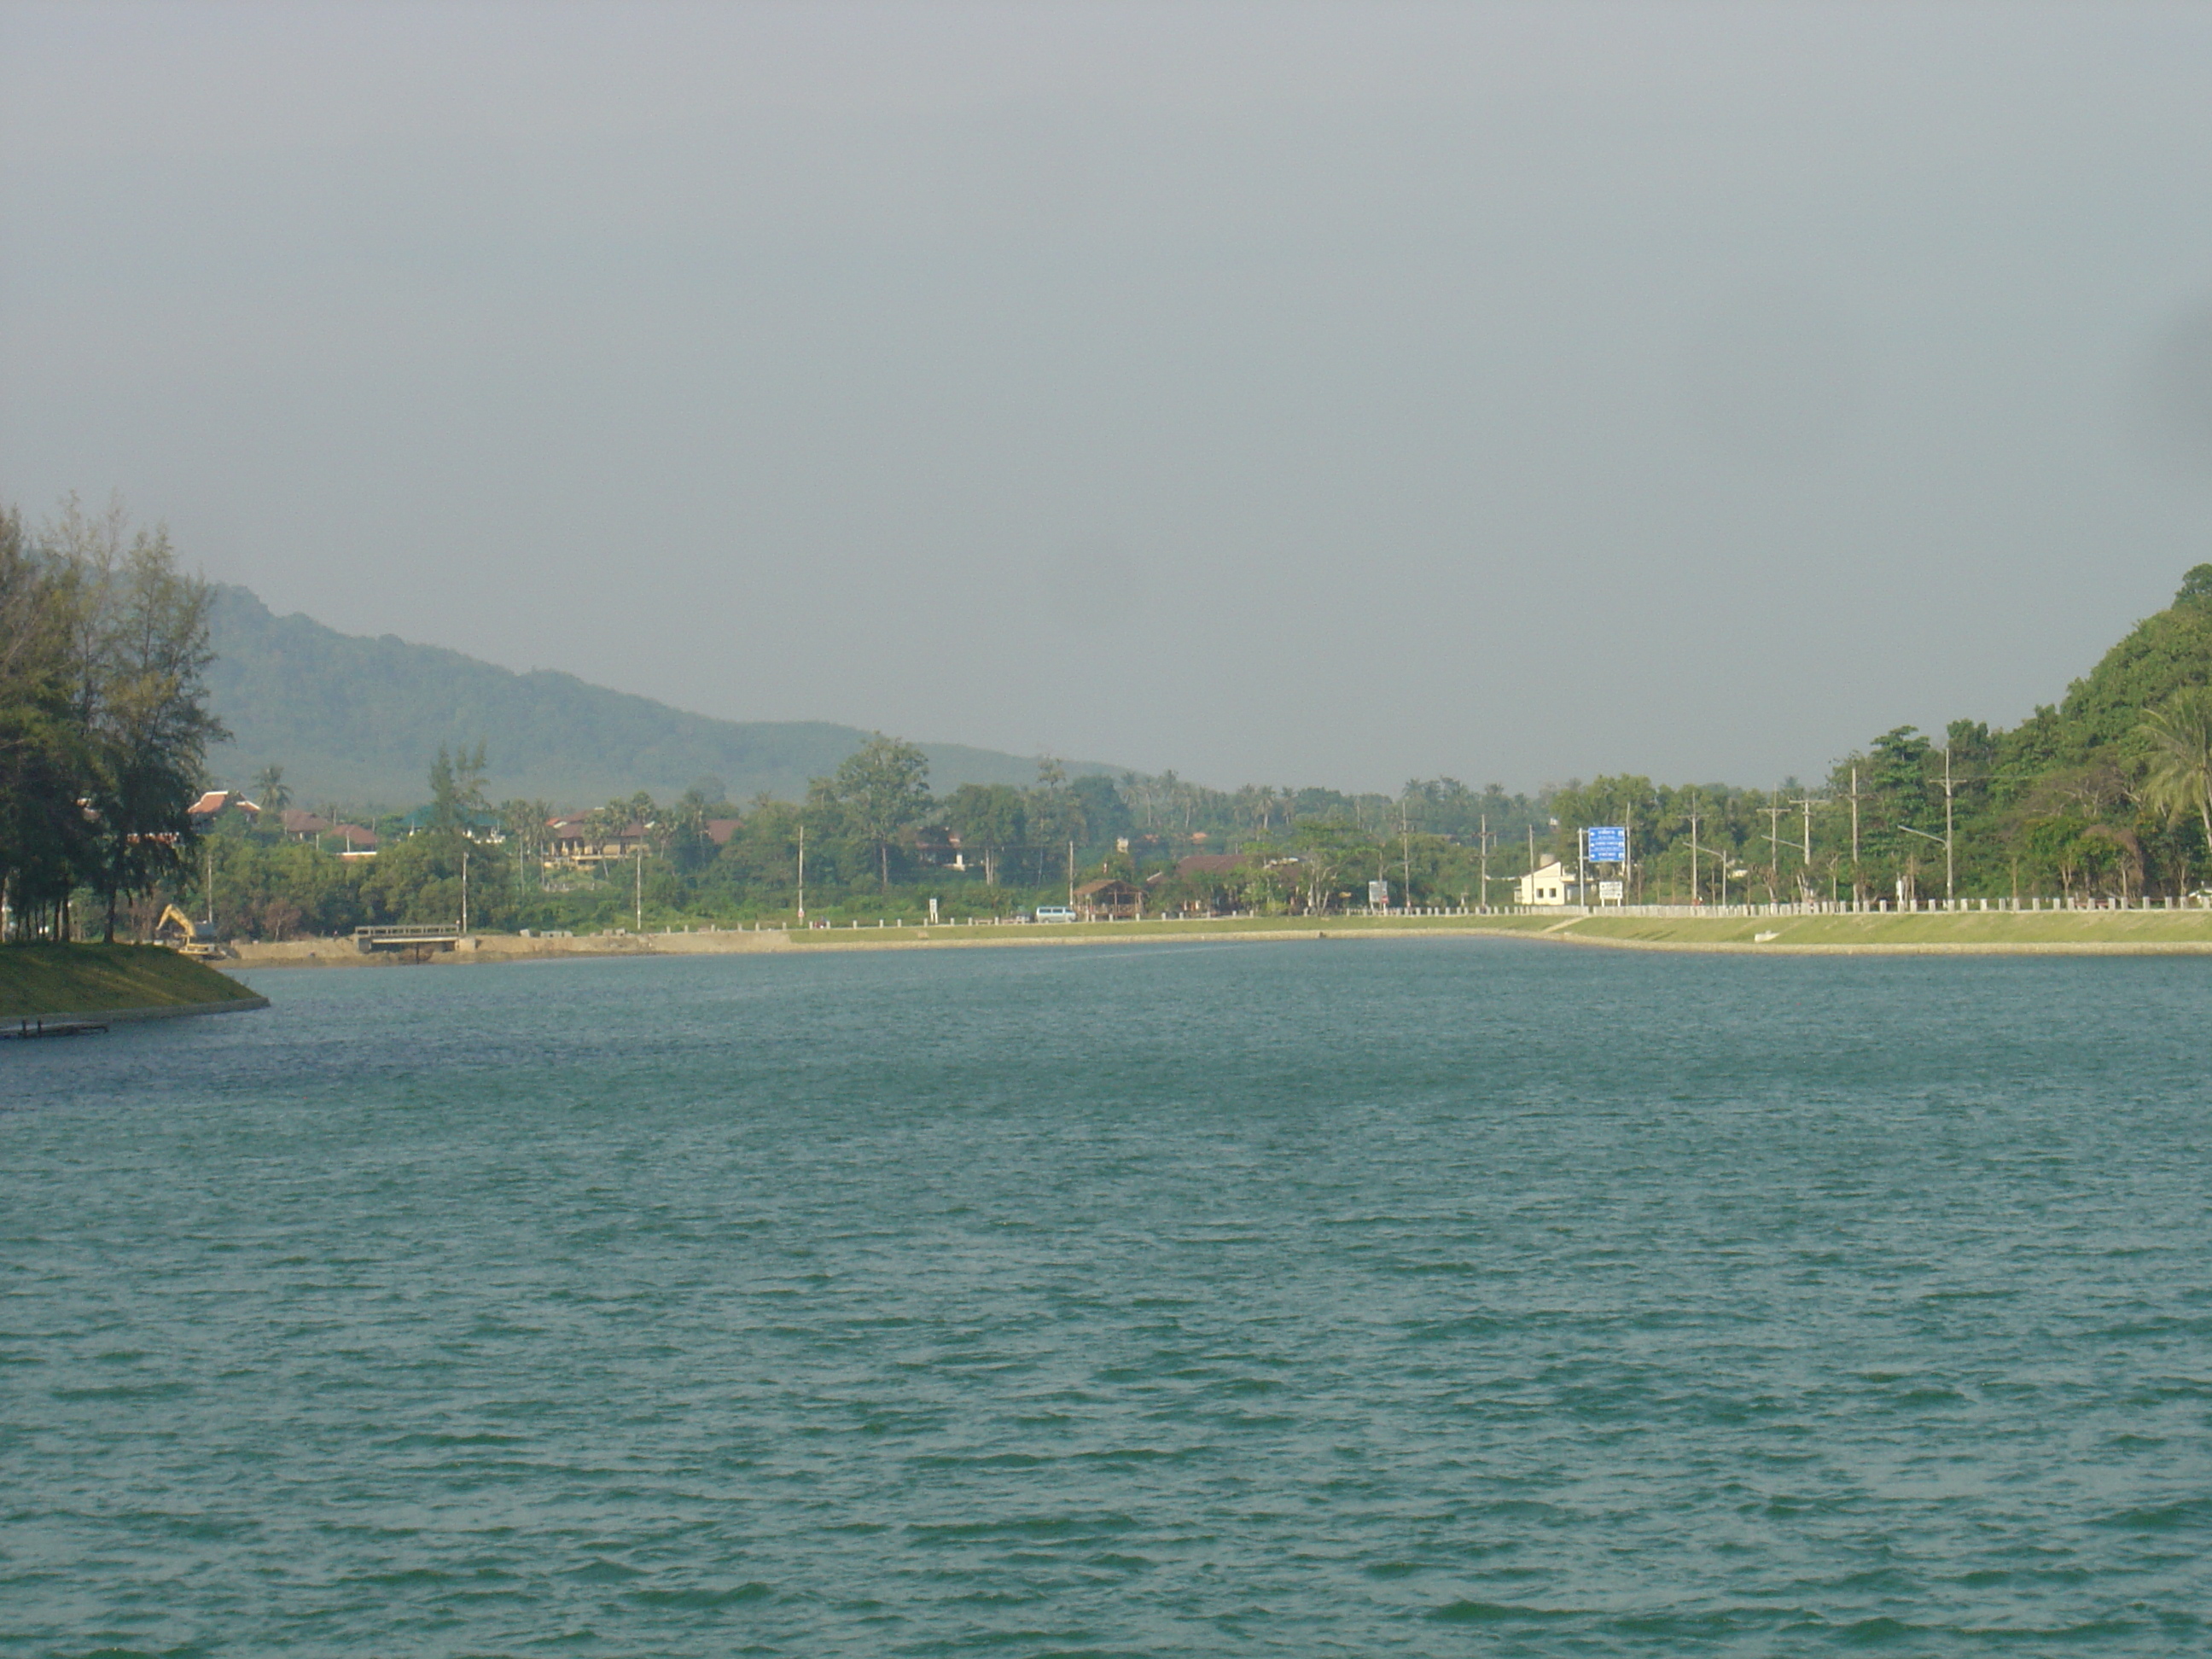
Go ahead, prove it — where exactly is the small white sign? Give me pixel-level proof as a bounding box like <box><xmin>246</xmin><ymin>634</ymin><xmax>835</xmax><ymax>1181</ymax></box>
<box><xmin>1598</xmin><ymin>880</ymin><xmax>1624</xmax><ymax>901</ymax></box>
<box><xmin>1369</xmin><ymin>880</ymin><xmax>1391</xmax><ymax>907</ymax></box>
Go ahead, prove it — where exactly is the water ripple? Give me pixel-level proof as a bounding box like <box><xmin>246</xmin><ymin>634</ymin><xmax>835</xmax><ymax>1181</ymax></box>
<box><xmin>5</xmin><ymin>943</ymin><xmax>2210</xmax><ymax>1654</ymax></box>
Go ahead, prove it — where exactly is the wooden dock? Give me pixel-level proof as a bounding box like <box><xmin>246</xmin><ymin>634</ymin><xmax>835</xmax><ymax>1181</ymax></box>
<box><xmin>4</xmin><ymin>1017</ymin><xmax>110</xmax><ymax>1040</ymax></box>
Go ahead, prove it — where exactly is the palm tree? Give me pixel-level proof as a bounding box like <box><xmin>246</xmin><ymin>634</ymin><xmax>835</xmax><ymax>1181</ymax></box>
<box><xmin>253</xmin><ymin>763</ymin><xmax>291</xmax><ymax>813</ymax></box>
<box><xmin>2140</xmin><ymin>685</ymin><xmax>2212</xmax><ymax>890</ymax></box>
<box><xmin>501</xmin><ymin>798</ymin><xmax>553</xmax><ymax>891</ymax></box>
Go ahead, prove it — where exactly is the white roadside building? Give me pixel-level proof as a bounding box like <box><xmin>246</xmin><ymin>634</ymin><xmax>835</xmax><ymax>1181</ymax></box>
<box><xmin>1514</xmin><ymin>859</ymin><xmax>1581</xmax><ymax>906</ymax></box>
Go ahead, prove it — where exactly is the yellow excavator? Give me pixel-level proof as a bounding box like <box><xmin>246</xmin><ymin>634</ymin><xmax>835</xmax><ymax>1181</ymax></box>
<box><xmin>154</xmin><ymin>904</ymin><xmax>227</xmax><ymax>959</ymax></box>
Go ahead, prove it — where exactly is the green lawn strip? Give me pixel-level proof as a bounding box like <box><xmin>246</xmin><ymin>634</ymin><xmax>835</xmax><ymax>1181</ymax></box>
<box><xmin>779</xmin><ymin>913</ymin><xmax>1561</xmax><ymax>946</ymax></box>
<box><xmin>0</xmin><ymin>944</ymin><xmax>261</xmax><ymax>1019</ymax></box>
<box><xmin>777</xmin><ymin>911</ymin><xmax>2212</xmax><ymax>950</ymax></box>
<box><xmin>1558</xmin><ymin>911</ymin><xmax>2212</xmax><ymax>947</ymax></box>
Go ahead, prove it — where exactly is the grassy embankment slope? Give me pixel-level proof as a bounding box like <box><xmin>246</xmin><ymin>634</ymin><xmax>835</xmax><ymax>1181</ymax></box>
<box><xmin>0</xmin><ymin>945</ymin><xmax>265</xmax><ymax>1020</ymax></box>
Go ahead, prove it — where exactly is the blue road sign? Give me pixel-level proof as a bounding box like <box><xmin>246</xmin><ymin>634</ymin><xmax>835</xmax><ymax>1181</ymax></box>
<box><xmin>1586</xmin><ymin>824</ymin><xmax>1627</xmax><ymax>863</ymax></box>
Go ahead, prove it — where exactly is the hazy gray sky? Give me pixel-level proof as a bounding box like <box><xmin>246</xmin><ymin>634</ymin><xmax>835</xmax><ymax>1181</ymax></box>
<box><xmin>5</xmin><ymin>1</ymin><xmax>2211</xmax><ymax>792</ymax></box>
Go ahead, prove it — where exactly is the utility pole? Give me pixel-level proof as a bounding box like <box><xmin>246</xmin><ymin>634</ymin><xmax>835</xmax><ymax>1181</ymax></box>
<box><xmin>1400</xmin><ymin>801</ymin><xmax>1412</xmax><ymax>911</ymax></box>
<box><xmin>1848</xmin><ymin>765</ymin><xmax>1864</xmax><ymax>908</ymax></box>
<box><xmin>1891</xmin><ymin>750</ymin><xmax>1963</xmax><ymax>907</ymax></box>
<box><xmin>797</xmin><ymin>821</ymin><xmax>806</xmax><ymax>922</ymax></box>
<box><xmin>1763</xmin><ymin>802</ymin><xmax>1785</xmax><ymax>903</ymax></box>
<box><xmin>461</xmin><ymin>847</ymin><xmax>469</xmax><ymax>933</ymax></box>
<box><xmin>1895</xmin><ymin>801</ymin><xmax>1952</xmax><ymax>909</ymax></box>
<box><xmin>634</xmin><ymin>842</ymin><xmax>643</xmax><ymax>932</ymax></box>
<box><xmin>1479</xmin><ymin>812</ymin><xmax>1490</xmax><ymax>911</ymax></box>
<box><xmin>1788</xmin><ymin>794</ymin><xmax>1816</xmax><ymax>905</ymax></box>
<box><xmin>1941</xmin><ymin>747</ymin><xmax>1956</xmax><ymax>904</ymax></box>
<box><xmin>1688</xmin><ymin>806</ymin><xmax>1700</xmax><ymax>906</ymax></box>
<box><xmin>1686</xmin><ymin>826</ymin><xmax>1727</xmax><ymax>908</ymax></box>
<box><xmin>1068</xmin><ymin>840</ymin><xmax>1075</xmax><ymax>910</ymax></box>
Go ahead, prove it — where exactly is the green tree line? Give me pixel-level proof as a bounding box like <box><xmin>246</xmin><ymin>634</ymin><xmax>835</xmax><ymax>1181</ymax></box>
<box><xmin>20</xmin><ymin>508</ymin><xmax>2208</xmax><ymax>940</ymax></box>
<box><xmin>158</xmin><ymin>555</ymin><xmax>2212</xmax><ymax>940</ymax></box>
<box><xmin>179</xmin><ymin>732</ymin><xmax>1572</xmax><ymax>936</ymax></box>
<box><xmin>0</xmin><ymin>498</ymin><xmax>224</xmax><ymax>940</ymax></box>
<box><xmin>1538</xmin><ymin>569</ymin><xmax>2212</xmax><ymax>906</ymax></box>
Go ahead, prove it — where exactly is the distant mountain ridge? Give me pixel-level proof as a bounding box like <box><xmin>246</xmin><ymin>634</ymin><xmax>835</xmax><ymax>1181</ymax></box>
<box><xmin>204</xmin><ymin>585</ymin><xmax>1108</xmax><ymax>809</ymax></box>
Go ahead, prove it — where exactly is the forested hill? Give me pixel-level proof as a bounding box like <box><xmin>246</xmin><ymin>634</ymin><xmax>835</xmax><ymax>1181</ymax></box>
<box><xmin>204</xmin><ymin>586</ymin><xmax>1107</xmax><ymax>809</ymax></box>
<box><xmin>1495</xmin><ymin>565</ymin><xmax>2212</xmax><ymax>906</ymax></box>
<box><xmin>1994</xmin><ymin>563</ymin><xmax>2212</xmax><ymax>776</ymax></box>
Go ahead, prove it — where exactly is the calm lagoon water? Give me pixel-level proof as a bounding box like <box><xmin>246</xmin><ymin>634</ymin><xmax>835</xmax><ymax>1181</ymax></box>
<box><xmin>5</xmin><ymin>939</ymin><xmax>2211</xmax><ymax>1656</ymax></box>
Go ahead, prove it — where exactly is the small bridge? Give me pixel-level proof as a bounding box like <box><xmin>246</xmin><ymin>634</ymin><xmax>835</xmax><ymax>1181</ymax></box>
<box><xmin>354</xmin><ymin>923</ymin><xmax>463</xmax><ymax>953</ymax></box>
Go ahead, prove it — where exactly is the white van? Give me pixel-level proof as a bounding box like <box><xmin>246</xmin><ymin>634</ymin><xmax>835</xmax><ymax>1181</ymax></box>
<box><xmin>1033</xmin><ymin>905</ymin><xmax>1077</xmax><ymax>923</ymax></box>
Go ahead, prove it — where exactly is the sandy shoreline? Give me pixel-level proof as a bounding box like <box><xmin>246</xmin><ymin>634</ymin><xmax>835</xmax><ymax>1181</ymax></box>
<box><xmin>228</xmin><ymin>924</ymin><xmax>1394</xmax><ymax>968</ymax></box>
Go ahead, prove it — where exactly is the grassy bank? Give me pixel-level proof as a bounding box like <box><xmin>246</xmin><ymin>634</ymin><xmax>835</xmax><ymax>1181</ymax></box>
<box><xmin>780</xmin><ymin>913</ymin><xmax>1565</xmax><ymax>947</ymax></box>
<box><xmin>0</xmin><ymin>944</ymin><xmax>265</xmax><ymax>1020</ymax></box>
<box><xmin>777</xmin><ymin>908</ymin><xmax>2212</xmax><ymax>954</ymax></box>
<box><xmin>1553</xmin><ymin>911</ymin><xmax>2212</xmax><ymax>951</ymax></box>
<box><xmin>229</xmin><ymin>907</ymin><xmax>2212</xmax><ymax>972</ymax></box>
